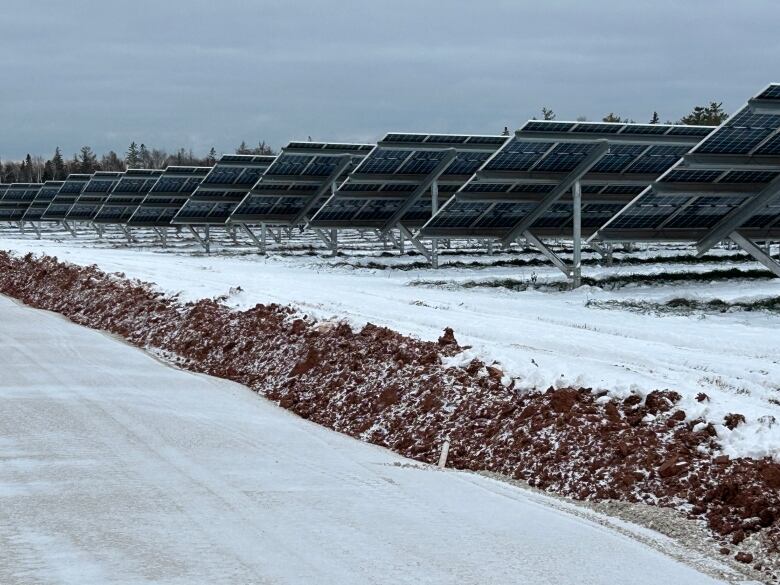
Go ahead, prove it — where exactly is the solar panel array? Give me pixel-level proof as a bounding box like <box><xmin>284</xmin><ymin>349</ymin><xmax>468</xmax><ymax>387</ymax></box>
<box><xmin>66</xmin><ymin>171</ymin><xmax>125</xmax><ymax>221</ymax></box>
<box><xmin>0</xmin><ymin>183</ymin><xmax>42</xmax><ymax>221</ymax></box>
<box><xmin>309</xmin><ymin>134</ymin><xmax>508</xmax><ymax>230</ymax></box>
<box><xmin>419</xmin><ymin>121</ymin><xmax>714</xmax><ymax>240</ymax></box>
<box><xmin>595</xmin><ymin>83</ymin><xmax>780</xmax><ymax>243</ymax></box>
<box><xmin>173</xmin><ymin>154</ymin><xmax>276</xmax><ymax>225</ymax></box>
<box><xmin>128</xmin><ymin>166</ymin><xmax>211</xmax><ymax>227</ymax></box>
<box><xmin>93</xmin><ymin>169</ymin><xmax>163</xmax><ymax>224</ymax></box>
<box><xmin>22</xmin><ymin>181</ymin><xmax>64</xmax><ymax>222</ymax></box>
<box><xmin>2</xmin><ymin>82</ymin><xmax>779</xmax><ymax>274</ymax></box>
<box><xmin>41</xmin><ymin>174</ymin><xmax>93</xmax><ymax>221</ymax></box>
<box><xmin>230</xmin><ymin>143</ymin><xmax>373</xmax><ymax>226</ymax></box>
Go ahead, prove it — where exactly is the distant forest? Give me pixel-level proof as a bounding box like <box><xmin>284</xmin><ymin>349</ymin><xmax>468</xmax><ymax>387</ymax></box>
<box><xmin>1</xmin><ymin>101</ymin><xmax>729</xmax><ymax>183</ymax></box>
<box><xmin>0</xmin><ymin>140</ymin><xmax>274</xmax><ymax>184</ymax></box>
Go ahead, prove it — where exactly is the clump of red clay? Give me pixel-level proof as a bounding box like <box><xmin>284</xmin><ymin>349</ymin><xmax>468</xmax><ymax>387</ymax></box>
<box><xmin>1</xmin><ymin>251</ymin><xmax>779</xmax><ymax>572</ymax></box>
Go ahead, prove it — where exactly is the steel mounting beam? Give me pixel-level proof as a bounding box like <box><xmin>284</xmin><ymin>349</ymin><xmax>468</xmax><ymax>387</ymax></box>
<box><xmin>500</xmin><ymin>141</ymin><xmax>610</xmax><ymax>246</ymax></box>
<box><xmin>379</xmin><ymin>149</ymin><xmax>457</xmax><ymax>234</ymax></box>
<box><xmin>696</xmin><ymin>174</ymin><xmax>780</xmax><ymax>255</ymax></box>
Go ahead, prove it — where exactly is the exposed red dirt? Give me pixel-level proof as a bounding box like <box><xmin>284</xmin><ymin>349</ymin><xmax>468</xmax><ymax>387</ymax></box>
<box><xmin>1</xmin><ymin>250</ymin><xmax>778</xmax><ymax>575</ymax></box>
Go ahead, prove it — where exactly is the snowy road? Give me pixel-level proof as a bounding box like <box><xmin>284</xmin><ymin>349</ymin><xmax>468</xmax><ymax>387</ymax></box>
<box><xmin>0</xmin><ymin>295</ymin><xmax>732</xmax><ymax>584</ymax></box>
<box><xmin>2</xmin><ymin>231</ymin><xmax>779</xmax><ymax>460</ymax></box>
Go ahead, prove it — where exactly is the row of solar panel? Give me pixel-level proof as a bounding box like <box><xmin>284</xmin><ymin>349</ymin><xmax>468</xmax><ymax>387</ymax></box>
<box><xmin>2</xmin><ymin>83</ymin><xmax>779</xmax><ymax>246</ymax></box>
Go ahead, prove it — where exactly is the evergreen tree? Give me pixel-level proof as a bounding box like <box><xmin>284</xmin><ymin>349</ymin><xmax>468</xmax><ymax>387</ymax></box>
<box><xmin>236</xmin><ymin>141</ymin><xmax>250</xmax><ymax>154</ymax></box>
<box><xmin>43</xmin><ymin>160</ymin><xmax>55</xmax><ymax>181</ymax></box>
<box><xmin>602</xmin><ymin>113</ymin><xmax>624</xmax><ymax>123</ymax></box>
<box><xmin>126</xmin><ymin>142</ymin><xmax>140</xmax><ymax>168</ymax></box>
<box><xmin>139</xmin><ymin>143</ymin><xmax>151</xmax><ymax>168</ymax></box>
<box><xmin>25</xmin><ymin>154</ymin><xmax>34</xmax><ymax>181</ymax></box>
<box><xmin>678</xmin><ymin>101</ymin><xmax>729</xmax><ymax>126</ymax></box>
<box><xmin>52</xmin><ymin>147</ymin><xmax>66</xmax><ymax>179</ymax></box>
<box><xmin>541</xmin><ymin>107</ymin><xmax>556</xmax><ymax>120</ymax></box>
<box><xmin>206</xmin><ymin>147</ymin><xmax>217</xmax><ymax>165</ymax></box>
<box><xmin>78</xmin><ymin>146</ymin><xmax>99</xmax><ymax>173</ymax></box>
<box><xmin>649</xmin><ymin>111</ymin><xmax>660</xmax><ymax>124</ymax></box>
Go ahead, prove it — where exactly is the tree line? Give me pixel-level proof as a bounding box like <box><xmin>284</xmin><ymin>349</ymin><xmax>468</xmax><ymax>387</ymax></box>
<box><xmin>531</xmin><ymin>101</ymin><xmax>730</xmax><ymax>126</ymax></box>
<box><xmin>0</xmin><ymin>140</ymin><xmax>275</xmax><ymax>184</ymax></box>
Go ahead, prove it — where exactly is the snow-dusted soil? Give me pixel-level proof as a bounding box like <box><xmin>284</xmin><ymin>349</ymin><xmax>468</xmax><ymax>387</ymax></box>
<box><xmin>1</xmin><ymin>226</ymin><xmax>778</xmax><ymax>461</ymax></box>
<box><xmin>0</xmin><ymin>294</ymin><xmax>740</xmax><ymax>585</ymax></box>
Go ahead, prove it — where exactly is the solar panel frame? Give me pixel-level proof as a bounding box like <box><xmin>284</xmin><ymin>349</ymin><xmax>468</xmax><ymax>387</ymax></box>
<box><xmin>65</xmin><ymin>171</ymin><xmax>125</xmax><ymax>221</ymax></box>
<box><xmin>21</xmin><ymin>181</ymin><xmax>64</xmax><ymax>222</ymax></box>
<box><xmin>418</xmin><ymin>121</ymin><xmax>714</xmax><ymax>240</ymax></box>
<box><xmin>126</xmin><ymin>166</ymin><xmax>211</xmax><ymax>227</ymax></box>
<box><xmin>309</xmin><ymin>133</ymin><xmax>509</xmax><ymax>230</ymax></box>
<box><xmin>594</xmin><ymin>83</ymin><xmax>780</xmax><ymax>244</ymax></box>
<box><xmin>0</xmin><ymin>183</ymin><xmax>43</xmax><ymax>222</ymax></box>
<box><xmin>228</xmin><ymin>142</ymin><xmax>374</xmax><ymax>227</ymax></box>
<box><xmin>40</xmin><ymin>174</ymin><xmax>94</xmax><ymax>221</ymax></box>
<box><xmin>172</xmin><ymin>154</ymin><xmax>276</xmax><ymax>225</ymax></box>
<box><xmin>93</xmin><ymin>169</ymin><xmax>164</xmax><ymax>224</ymax></box>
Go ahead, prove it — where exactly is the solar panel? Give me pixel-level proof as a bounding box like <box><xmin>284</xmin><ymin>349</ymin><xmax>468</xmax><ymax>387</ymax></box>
<box><xmin>22</xmin><ymin>181</ymin><xmax>64</xmax><ymax>222</ymax></box>
<box><xmin>41</xmin><ymin>174</ymin><xmax>93</xmax><ymax>221</ymax></box>
<box><xmin>126</xmin><ymin>166</ymin><xmax>211</xmax><ymax>227</ymax></box>
<box><xmin>0</xmin><ymin>183</ymin><xmax>43</xmax><ymax>222</ymax></box>
<box><xmin>172</xmin><ymin>154</ymin><xmax>275</xmax><ymax>225</ymax></box>
<box><xmin>309</xmin><ymin>133</ymin><xmax>508</xmax><ymax>230</ymax></box>
<box><xmin>595</xmin><ymin>83</ymin><xmax>780</xmax><ymax>245</ymax></box>
<box><xmin>229</xmin><ymin>142</ymin><xmax>373</xmax><ymax>226</ymax></box>
<box><xmin>419</xmin><ymin>121</ymin><xmax>713</xmax><ymax>240</ymax></box>
<box><xmin>93</xmin><ymin>169</ymin><xmax>163</xmax><ymax>224</ymax></box>
<box><xmin>65</xmin><ymin>171</ymin><xmax>124</xmax><ymax>221</ymax></box>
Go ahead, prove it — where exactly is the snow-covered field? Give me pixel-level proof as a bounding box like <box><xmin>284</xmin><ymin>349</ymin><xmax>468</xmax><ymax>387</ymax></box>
<box><xmin>1</xmin><ymin>226</ymin><xmax>778</xmax><ymax>461</ymax></box>
<box><xmin>0</xmin><ymin>293</ymin><xmax>740</xmax><ymax>584</ymax></box>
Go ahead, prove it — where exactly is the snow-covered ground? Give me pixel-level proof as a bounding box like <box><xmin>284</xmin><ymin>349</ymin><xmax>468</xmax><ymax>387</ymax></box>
<box><xmin>0</xmin><ymin>294</ymin><xmax>740</xmax><ymax>584</ymax></box>
<box><xmin>1</xmin><ymin>226</ymin><xmax>779</xmax><ymax>461</ymax></box>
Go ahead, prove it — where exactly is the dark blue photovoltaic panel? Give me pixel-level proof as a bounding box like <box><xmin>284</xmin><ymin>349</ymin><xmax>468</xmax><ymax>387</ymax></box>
<box><xmin>484</xmin><ymin>141</ymin><xmax>555</xmax><ymax>171</ymax></box>
<box><xmin>757</xmin><ymin>84</ymin><xmax>780</xmax><ymax>100</ymax></box>
<box><xmin>444</xmin><ymin>151</ymin><xmax>493</xmax><ymax>175</ymax></box>
<box><xmin>571</xmin><ymin>123</ymin><xmax>622</xmax><ymax>134</ymax></box>
<box><xmin>397</xmin><ymin>151</ymin><xmax>448</xmax><ymax>174</ymax></box>
<box><xmin>661</xmin><ymin>170</ymin><xmax>724</xmax><ymax>183</ymax></box>
<box><xmin>357</xmin><ymin>149</ymin><xmax>408</xmax><ymax>174</ymax></box>
<box><xmin>522</xmin><ymin>121</ymin><xmax>577</xmax><ymax>133</ymax></box>
<box><xmin>596</xmin><ymin>87</ymin><xmax>780</xmax><ymax>240</ymax></box>
<box><xmin>533</xmin><ymin>143</ymin><xmax>600</xmax><ymax>172</ymax></box>
<box><xmin>589</xmin><ymin>144</ymin><xmax>647</xmax><ymax>173</ymax></box>
<box><xmin>695</xmin><ymin>109</ymin><xmax>780</xmax><ymax>154</ymax></box>
<box><xmin>41</xmin><ymin>175</ymin><xmax>93</xmax><ymax>220</ymax></box>
<box><xmin>620</xmin><ymin>125</ymin><xmax>671</xmax><ymax>135</ymax></box>
<box><xmin>622</xmin><ymin>145</ymin><xmax>690</xmax><ymax>174</ymax></box>
<box><xmin>128</xmin><ymin>167</ymin><xmax>210</xmax><ymax>226</ymax></box>
<box><xmin>0</xmin><ymin>184</ymin><xmax>43</xmax><ymax>221</ymax></box>
<box><xmin>666</xmin><ymin>126</ymin><xmax>715</xmax><ymax>137</ymax></box>
<box><xmin>23</xmin><ymin>181</ymin><xmax>63</xmax><ymax>221</ymax></box>
<box><xmin>264</xmin><ymin>154</ymin><xmax>311</xmax><ymax>176</ymax></box>
<box><xmin>755</xmin><ymin>134</ymin><xmax>780</xmax><ymax>155</ymax></box>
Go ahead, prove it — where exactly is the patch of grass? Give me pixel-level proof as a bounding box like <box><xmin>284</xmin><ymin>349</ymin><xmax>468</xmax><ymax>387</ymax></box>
<box><xmin>328</xmin><ymin>251</ymin><xmax>766</xmax><ymax>272</ymax></box>
<box><xmin>587</xmin><ymin>296</ymin><xmax>780</xmax><ymax>316</ymax></box>
<box><xmin>410</xmin><ymin>267</ymin><xmax>777</xmax><ymax>293</ymax></box>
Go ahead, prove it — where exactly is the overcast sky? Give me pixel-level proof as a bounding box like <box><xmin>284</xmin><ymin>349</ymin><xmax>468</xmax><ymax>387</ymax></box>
<box><xmin>1</xmin><ymin>0</ymin><xmax>777</xmax><ymax>160</ymax></box>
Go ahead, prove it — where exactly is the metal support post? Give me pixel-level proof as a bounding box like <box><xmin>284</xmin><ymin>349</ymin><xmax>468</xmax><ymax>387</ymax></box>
<box><xmin>572</xmin><ymin>180</ymin><xmax>582</xmax><ymax>288</ymax></box>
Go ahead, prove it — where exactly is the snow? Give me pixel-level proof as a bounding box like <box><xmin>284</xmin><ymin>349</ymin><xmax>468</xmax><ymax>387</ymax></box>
<box><xmin>1</xmin><ymin>227</ymin><xmax>779</xmax><ymax>462</ymax></box>
<box><xmin>0</xmin><ymin>294</ymin><xmax>733</xmax><ymax>584</ymax></box>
